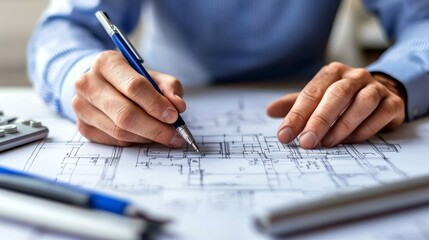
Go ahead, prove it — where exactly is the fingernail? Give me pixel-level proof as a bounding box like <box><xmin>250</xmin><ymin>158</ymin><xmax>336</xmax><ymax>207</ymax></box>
<box><xmin>169</xmin><ymin>134</ymin><xmax>184</xmax><ymax>147</ymax></box>
<box><xmin>323</xmin><ymin>133</ymin><xmax>335</xmax><ymax>147</ymax></box>
<box><xmin>299</xmin><ymin>131</ymin><xmax>317</xmax><ymax>148</ymax></box>
<box><xmin>278</xmin><ymin>127</ymin><xmax>294</xmax><ymax>143</ymax></box>
<box><xmin>162</xmin><ymin>108</ymin><xmax>177</xmax><ymax>123</ymax></box>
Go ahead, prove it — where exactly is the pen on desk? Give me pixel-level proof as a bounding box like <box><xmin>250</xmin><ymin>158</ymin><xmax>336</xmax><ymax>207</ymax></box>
<box><xmin>95</xmin><ymin>11</ymin><xmax>202</xmax><ymax>154</ymax></box>
<box><xmin>0</xmin><ymin>166</ymin><xmax>167</xmax><ymax>224</ymax></box>
<box><xmin>0</xmin><ymin>188</ymin><xmax>147</xmax><ymax>240</ymax></box>
<box><xmin>255</xmin><ymin>174</ymin><xmax>429</xmax><ymax>237</ymax></box>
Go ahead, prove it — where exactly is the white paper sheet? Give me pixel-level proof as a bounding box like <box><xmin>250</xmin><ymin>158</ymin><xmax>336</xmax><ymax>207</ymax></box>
<box><xmin>1</xmin><ymin>87</ymin><xmax>429</xmax><ymax>240</ymax></box>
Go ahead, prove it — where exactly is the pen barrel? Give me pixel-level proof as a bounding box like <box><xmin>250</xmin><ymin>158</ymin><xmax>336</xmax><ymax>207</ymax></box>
<box><xmin>0</xmin><ymin>188</ymin><xmax>146</xmax><ymax>240</ymax></box>
<box><xmin>0</xmin><ymin>167</ymin><xmax>129</xmax><ymax>215</ymax></box>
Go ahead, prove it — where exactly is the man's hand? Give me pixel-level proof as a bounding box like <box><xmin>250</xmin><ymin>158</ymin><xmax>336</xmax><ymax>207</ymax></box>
<box><xmin>266</xmin><ymin>62</ymin><xmax>406</xmax><ymax>148</ymax></box>
<box><xmin>72</xmin><ymin>50</ymin><xmax>186</xmax><ymax>147</ymax></box>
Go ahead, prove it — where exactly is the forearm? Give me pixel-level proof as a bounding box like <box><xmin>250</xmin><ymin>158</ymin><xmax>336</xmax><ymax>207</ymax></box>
<box><xmin>364</xmin><ymin>0</ymin><xmax>429</xmax><ymax>121</ymax></box>
<box><xmin>28</xmin><ymin>19</ymin><xmax>105</xmax><ymax>120</ymax></box>
<box><xmin>27</xmin><ymin>0</ymin><xmax>143</xmax><ymax>120</ymax></box>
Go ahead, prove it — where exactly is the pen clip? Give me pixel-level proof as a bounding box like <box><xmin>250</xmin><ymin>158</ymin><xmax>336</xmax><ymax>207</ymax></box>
<box><xmin>115</xmin><ymin>26</ymin><xmax>144</xmax><ymax>64</ymax></box>
<box><xmin>95</xmin><ymin>11</ymin><xmax>144</xmax><ymax>63</ymax></box>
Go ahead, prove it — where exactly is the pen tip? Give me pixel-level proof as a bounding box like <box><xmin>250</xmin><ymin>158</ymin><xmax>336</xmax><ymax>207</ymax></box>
<box><xmin>191</xmin><ymin>143</ymin><xmax>203</xmax><ymax>156</ymax></box>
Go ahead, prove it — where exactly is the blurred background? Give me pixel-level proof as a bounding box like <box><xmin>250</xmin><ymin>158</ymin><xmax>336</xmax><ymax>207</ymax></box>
<box><xmin>0</xmin><ymin>0</ymin><xmax>388</xmax><ymax>87</ymax></box>
<box><xmin>0</xmin><ymin>0</ymin><xmax>49</xmax><ymax>86</ymax></box>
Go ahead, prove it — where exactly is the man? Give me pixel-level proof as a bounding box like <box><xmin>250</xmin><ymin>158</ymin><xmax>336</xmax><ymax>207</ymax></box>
<box><xmin>28</xmin><ymin>1</ymin><xmax>429</xmax><ymax>149</ymax></box>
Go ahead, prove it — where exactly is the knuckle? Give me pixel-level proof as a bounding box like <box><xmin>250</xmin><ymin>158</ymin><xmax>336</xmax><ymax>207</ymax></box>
<box><xmin>286</xmin><ymin>110</ymin><xmax>306</xmax><ymax>125</ymax></box>
<box><xmin>338</xmin><ymin>118</ymin><xmax>355</xmax><ymax>132</ymax></box>
<box><xmin>327</xmin><ymin>82</ymin><xmax>352</xmax><ymax>101</ymax></box>
<box><xmin>95</xmin><ymin>50</ymin><xmax>118</xmax><ymax>65</ymax></box>
<box><xmin>163</xmin><ymin>74</ymin><xmax>177</xmax><ymax>83</ymax></box>
<box><xmin>150</xmin><ymin>126</ymin><xmax>165</xmax><ymax>143</ymax></box>
<box><xmin>114</xmin><ymin>105</ymin><xmax>136</xmax><ymax>129</ymax></box>
<box><xmin>361</xmin><ymin>86</ymin><xmax>381</xmax><ymax>109</ymax></box>
<box><xmin>157</xmin><ymin>74</ymin><xmax>183</xmax><ymax>95</ymax></box>
<box><xmin>124</xmin><ymin>76</ymin><xmax>146</xmax><ymax>98</ymax></box>
<box><xmin>384</xmin><ymin>101</ymin><xmax>399</xmax><ymax>116</ymax></box>
<box><xmin>94</xmin><ymin>50</ymin><xmax>121</xmax><ymax>73</ymax></box>
<box><xmin>391</xmin><ymin>96</ymin><xmax>405</xmax><ymax>114</ymax></box>
<box><xmin>110</xmin><ymin>125</ymin><xmax>130</xmax><ymax>141</ymax></box>
<box><xmin>145</xmin><ymin>97</ymin><xmax>164</xmax><ymax>116</ymax></box>
<box><xmin>324</xmin><ymin>62</ymin><xmax>346</xmax><ymax>76</ymax></box>
<box><xmin>348</xmin><ymin>68</ymin><xmax>370</xmax><ymax>80</ymax></box>
<box><xmin>311</xmin><ymin>113</ymin><xmax>331</xmax><ymax>128</ymax></box>
<box><xmin>301</xmin><ymin>85</ymin><xmax>323</xmax><ymax>102</ymax></box>
<box><xmin>75</xmin><ymin>74</ymin><xmax>90</xmax><ymax>94</ymax></box>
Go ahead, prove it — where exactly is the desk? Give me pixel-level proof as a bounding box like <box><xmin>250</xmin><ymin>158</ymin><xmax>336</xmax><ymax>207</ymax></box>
<box><xmin>1</xmin><ymin>87</ymin><xmax>429</xmax><ymax>240</ymax></box>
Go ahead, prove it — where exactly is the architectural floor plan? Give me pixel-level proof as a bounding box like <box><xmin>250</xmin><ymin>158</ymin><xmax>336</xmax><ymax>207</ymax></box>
<box><xmin>2</xmin><ymin>88</ymin><xmax>429</xmax><ymax>239</ymax></box>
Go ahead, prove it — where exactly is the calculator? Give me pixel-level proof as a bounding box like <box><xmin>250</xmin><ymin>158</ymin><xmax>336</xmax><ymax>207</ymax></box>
<box><xmin>0</xmin><ymin>111</ymin><xmax>49</xmax><ymax>152</ymax></box>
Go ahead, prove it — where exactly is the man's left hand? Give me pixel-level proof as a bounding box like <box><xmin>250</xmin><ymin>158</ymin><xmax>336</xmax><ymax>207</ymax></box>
<box><xmin>266</xmin><ymin>62</ymin><xmax>406</xmax><ymax>148</ymax></box>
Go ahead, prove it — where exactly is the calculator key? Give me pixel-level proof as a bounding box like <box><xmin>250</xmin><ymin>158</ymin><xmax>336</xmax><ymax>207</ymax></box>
<box><xmin>0</xmin><ymin>129</ymin><xmax>4</xmax><ymax>137</ymax></box>
<box><xmin>0</xmin><ymin>124</ymin><xmax>18</xmax><ymax>134</ymax></box>
<box><xmin>21</xmin><ymin>120</ymin><xmax>31</xmax><ymax>125</ymax></box>
<box><xmin>30</xmin><ymin>121</ymin><xmax>42</xmax><ymax>128</ymax></box>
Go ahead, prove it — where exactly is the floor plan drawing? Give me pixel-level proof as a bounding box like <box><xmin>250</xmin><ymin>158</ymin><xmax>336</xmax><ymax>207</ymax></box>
<box><xmin>2</xmin><ymin>88</ymin><xmax>429</xmax><ymax>240</ymax></box>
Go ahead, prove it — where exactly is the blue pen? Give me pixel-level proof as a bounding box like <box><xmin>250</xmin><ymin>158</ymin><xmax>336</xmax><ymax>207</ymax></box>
<box><xmin>0</xmin><ymin>166</ymin><xmax>165</xmax><ymax>224</ymax></box>
<box><xmin>95</xmin><ymin>11</ymin><xmax>202</xmax><ymax>154</ymax></box>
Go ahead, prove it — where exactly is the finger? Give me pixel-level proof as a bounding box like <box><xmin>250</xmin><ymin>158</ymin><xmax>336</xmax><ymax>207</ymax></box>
<box><xmin>266</xmin><ymin>92</ymin><xmax>300</xmax><ymax>118</ymax></box>
<box><xmin>298</xmin><ymin>68</ymin><xmax>375</xmax><ymax>148</ymax></box>
<box><xmin>277</xmin><ymin>62</ymin><xmax>350</xmax><ymax>144</ymax></box>
<box><xmin>321</xmin><ymin>83</ymin><xmax>386</xmax><ymax>147</ymax></box>
<box><xmin>76</xmin><ymin>119</ymin><xmax>135</xmax><ymax>147</ymax></box>
<box><xmin>72</xmin><ymin>95</ymin><xmax>149</xmax><ymax>143</ymax></box>
<box><xmin>150</xmin><ymin>71</ymin><xmax>186</xmax><ymax>113</ymax></box>
<box><xmin>94</xmin><ymin>51</ymin><xmax>179</xmax><ymax>124</ymax></box>
<box><xmin>75</xmin><ymin>72</ymin><xmax>185</xmax><ymax>148</ymax></box>
<box><xmin>299</xmin><ymin>75</ymin><xmax>370</xmax><ymax>148</ymax></box>
<box><xmin>342</xmin><ymin>99</ymin><xmax>399</xmax><ymax>144</ymax></box>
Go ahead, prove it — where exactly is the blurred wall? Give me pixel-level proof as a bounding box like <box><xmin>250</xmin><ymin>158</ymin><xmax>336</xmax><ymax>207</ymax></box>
<box><xmin>0</xmin><ymin>0</ymin><xmax>387</xmax><ymax>87</ymax></box>
<box><xmin>0</xmin><ymin>0</ymin><xmax>49</xmax><ymax>86</ymax></box>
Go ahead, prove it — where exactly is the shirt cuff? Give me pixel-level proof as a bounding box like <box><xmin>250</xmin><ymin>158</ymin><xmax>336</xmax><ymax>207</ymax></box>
<box><xmin>367</xmin><ymin>60</ymin><xmax>429</xmax><ymax>121</ymax></box>
<box><xmin>60</xmin><ymin>54</ymin><xmax>99</xmax><ymax>122</ymax></box>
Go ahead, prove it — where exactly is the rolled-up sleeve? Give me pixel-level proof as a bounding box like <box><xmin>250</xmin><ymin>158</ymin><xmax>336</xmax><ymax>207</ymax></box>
<box><xmin>364</xmin><ymin>0</ymin><xmax>429</xmax><ymax>121</ymax></box>
<box><xmin>27</xmin><ymin>0</ymin><xmax>143</xmax><ymax>121</ymax></box>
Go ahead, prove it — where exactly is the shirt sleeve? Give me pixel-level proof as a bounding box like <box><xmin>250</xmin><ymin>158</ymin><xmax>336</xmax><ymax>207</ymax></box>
<box><xmin>27</xmin><ymin>0</ymin><xmax>143</xmax><ymax>121</ymax></box>
<box><xmin>363</xmin><ymin>0</ymin><xmax>429</xmax><ymax>121</ymax></box>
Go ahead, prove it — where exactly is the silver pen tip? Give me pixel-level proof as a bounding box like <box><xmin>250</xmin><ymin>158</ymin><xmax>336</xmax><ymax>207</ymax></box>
<box><xmin>191</xmin><ymin>142</ymin><xmax>203</xmax><ymax>155</ymax></box>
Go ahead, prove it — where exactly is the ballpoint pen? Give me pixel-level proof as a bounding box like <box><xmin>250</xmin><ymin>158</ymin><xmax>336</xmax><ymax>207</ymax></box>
<box><xmin>95</xmin><ymin>11</ymin><xmax>202</xmax><ymax>154</ymax></box>
<box><xmin>0</xmin><ymin>166</ymin><xmax>168</xmax><ymax>239</ymax></box>
<box><xmin>0</xmin><ymin>166</ymin><xmax>166</xmax><ymax>223</ymax></box>
<box><xmin>0</xmin><ymin>188</ymin><xmax>146</xmax><ymax>240</ymax></box>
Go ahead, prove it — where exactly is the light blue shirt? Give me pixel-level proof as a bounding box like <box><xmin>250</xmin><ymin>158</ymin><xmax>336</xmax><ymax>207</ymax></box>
<box><xmin>27</xmin><ymin>0</ymin><xmax>429</xmax><ymax>122</ymax></box>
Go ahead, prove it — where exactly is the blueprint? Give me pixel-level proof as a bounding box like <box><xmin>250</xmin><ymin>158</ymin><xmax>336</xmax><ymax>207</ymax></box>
<box><xmin>1</xmin><ymin>87</ymin><xmax>429</xmax><ymax>239</ymax></box>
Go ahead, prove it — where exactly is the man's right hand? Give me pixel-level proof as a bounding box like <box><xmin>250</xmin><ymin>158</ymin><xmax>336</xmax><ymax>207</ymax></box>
<box><xmin>72</xmin><ymin>50</ymin><xmax>186</xmax><ymax>147</ymax></box>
